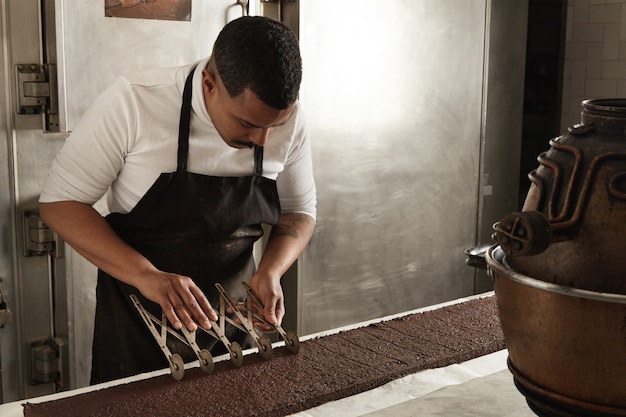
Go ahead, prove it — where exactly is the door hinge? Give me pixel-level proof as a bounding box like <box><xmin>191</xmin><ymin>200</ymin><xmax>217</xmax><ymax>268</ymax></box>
<box><xmin>22</xmin><ymin>209</ymin><xmax>64</xmax><ymax>258</ymax></box>
<box><xmin>28</xmin><ymin>337</ymin><xmax>69</xmax><ymax>389</ymax></box>
<box><xmin>15</xmin><ymin>63</ymin><xmax>60</xmax><ymax>132</ymax></box>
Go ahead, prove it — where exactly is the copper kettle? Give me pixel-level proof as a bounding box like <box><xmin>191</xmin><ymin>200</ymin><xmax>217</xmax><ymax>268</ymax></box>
<box><xmin>470</xmin><ymin>99</ymin><xmax>626</xmax><ymax>417</ymax></box>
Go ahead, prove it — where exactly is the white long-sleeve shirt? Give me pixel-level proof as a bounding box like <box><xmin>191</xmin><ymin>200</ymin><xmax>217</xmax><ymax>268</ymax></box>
<box><xmin>40</xmin><ymin>58</ymin><xmax>316</xmax><ymax>219</ymax></box>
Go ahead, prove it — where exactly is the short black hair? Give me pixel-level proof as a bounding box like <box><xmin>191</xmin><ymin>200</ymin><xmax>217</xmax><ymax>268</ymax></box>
<box><xmin>213</xmin><ymin>16</ymin><xmax>302</xmax><ymax>110</ymax></box>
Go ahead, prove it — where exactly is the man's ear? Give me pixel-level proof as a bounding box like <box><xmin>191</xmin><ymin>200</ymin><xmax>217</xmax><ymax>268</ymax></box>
<box><xmin>201</xmin><ymin>68</ymin><xmax>218</xmax><ymax>94</ymax></box>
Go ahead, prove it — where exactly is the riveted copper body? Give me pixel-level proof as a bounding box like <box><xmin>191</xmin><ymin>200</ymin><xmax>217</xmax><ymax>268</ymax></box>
<box><xmin>489</xmin><ymin>99</ymin><xmax>626</xmax><ymax>417</ymax></box>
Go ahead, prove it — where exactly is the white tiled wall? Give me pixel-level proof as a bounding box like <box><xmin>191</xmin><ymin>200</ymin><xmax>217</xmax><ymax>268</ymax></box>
<box><xmin>561</xmin><ymin>0</ymin><xmax>626</xmax><ymax>131</ymax></box>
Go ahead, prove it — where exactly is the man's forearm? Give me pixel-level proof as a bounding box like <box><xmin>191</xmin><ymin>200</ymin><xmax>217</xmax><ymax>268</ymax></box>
<box><xmin>248</xmin><ymin>212</ymin><xmax>315</xmax><ymax>327</ymax></box>
<box><xmin>256</xmin><ymin>212</ymin><xmax>316</xmax><ymax>280</ymax></box>
<box><xmin>39</xmin><ymin>201</ymin><xmax>155</xmax><ymax>285</ymax></box>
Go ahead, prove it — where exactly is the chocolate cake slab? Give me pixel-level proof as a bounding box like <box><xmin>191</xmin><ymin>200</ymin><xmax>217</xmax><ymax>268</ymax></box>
<box><xmin>23</xmin><ymin>295</ymin><xmax>504</xmax><ymax>417</ymax></box>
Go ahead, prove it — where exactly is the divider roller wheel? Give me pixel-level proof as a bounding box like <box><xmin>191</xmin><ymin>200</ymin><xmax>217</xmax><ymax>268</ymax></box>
<box><xmin>284</xmin><ymin>331</ymin><xmax>300</xmax><ymax>354</ymax></box>
<box><xmin>199</xmin><ymin>349</ymin><xmax>214</xmax><ymax>374</ymax></box>
<box><xmin>229</xmin><ymin>342</ymin><xmax>244</xmax><ymax>367</ymax></box>
<box><xmin>169</xmin><ymin>353</ymin><xmax>185</xmax><ymax>381</ymax></box>
<box><xmin>257</xmin><ymin>336</ymin><xmax>273</xmax><ymax>360</ymax></box>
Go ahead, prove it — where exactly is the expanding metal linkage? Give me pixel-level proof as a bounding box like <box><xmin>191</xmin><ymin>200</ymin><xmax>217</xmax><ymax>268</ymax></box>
<box><xmin>130</xmin><ymin>282</ymin><xmax>300</xmax><ymax>380</ymax></box>
<box><xmin>130</xmin><ymin>294</ymin><xmax>209</xmax><ymax>381</ymax></box>
<box><xmin>237</xmin><ymin>282</ymin><xmax>300</xmax><ymax>355</ymax></box>
<box><xmin>215</xmin><ymin>283</ymin><xmax>300</xmax><ymax>360</ymax></box>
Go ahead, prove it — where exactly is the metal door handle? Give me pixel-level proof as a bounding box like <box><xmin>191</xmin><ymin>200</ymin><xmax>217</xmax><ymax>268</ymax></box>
<box><xmin>237</xmin><ymin>0</ymin><xmax>248</xmax><ymax>16</ymax></box>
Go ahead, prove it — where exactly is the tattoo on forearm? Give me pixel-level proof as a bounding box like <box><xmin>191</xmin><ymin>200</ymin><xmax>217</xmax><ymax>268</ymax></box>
<box><xmin>272</xmin><ymin>214</ymin><xmax>315</xmax><ymax>240</ymax></box>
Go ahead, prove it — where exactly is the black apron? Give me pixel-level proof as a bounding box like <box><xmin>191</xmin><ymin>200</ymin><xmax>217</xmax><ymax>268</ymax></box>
<box><xmin>90</xmin><ymin>68</ymin><xmax>281</xmax><ymax>384</ymax></box>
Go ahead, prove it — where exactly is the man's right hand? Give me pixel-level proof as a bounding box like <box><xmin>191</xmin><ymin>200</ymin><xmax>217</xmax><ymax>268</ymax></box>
<box><xmin>135</xmin><ymin>270</ymin><xmax>218</xmax><ymax>331</ymax></box>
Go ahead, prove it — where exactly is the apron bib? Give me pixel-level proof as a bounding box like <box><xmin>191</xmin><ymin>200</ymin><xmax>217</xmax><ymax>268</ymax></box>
<box><xmin>90</xmin><ymin>67</ymin><xmax>281</xmax><ymax>384</ymax></box>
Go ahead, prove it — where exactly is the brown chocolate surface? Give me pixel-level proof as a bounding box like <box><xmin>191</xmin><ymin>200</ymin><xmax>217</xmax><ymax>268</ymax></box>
<box><xmin>23</xmin><ymin>296</ymin><xmax>504</xmax><ymax>417</ymax></box>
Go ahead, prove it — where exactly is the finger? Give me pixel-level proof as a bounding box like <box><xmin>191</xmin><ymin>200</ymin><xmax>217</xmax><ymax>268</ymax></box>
<box><xmin>181</xmin><ymin>298</ymin><xmax>210</xmax><ymax>330</ymax></box>
<box><xmin>263</xmin><ymin>296</ymin><xmax>284</xmax><ymax>327</ymax></box>
<box><xmin>274</xmin><ymin>300</ymin><xmax>285</xmax><ymax>325</ymax></box>
<box><xmin>189</xmin><ymin>286</ymin><xmax>217</xmax><ymax>328</ymax></box>
<box><xmin>162</xmin><ymin>303</ymin><xmax>183</xmax><ymax>330</ymax></box>
<box><xmin>170</xmin><ymin>295</ymin><xmax>197</xmax><ymax>332</ymax></box>
<box><xmin>264</xmin><ymin>305</ymin><xmax>278</xmax><ymax>326</ymax></box>
<box><xmin>229</xmin><ymin>301</ymin><xmax>247</xmax><ymax>314</ymax></box>
<box><xmin>253</xmin><ymin>315</ymin><xmax>276</xmax><ymax>332</ymax></box>
<box><xmin>254</xmin><ymin>323</ymin><xmax>275</xmax><ymax>333</ymax></box>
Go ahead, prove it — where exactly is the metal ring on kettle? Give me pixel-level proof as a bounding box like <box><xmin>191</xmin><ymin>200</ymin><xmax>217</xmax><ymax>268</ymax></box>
<box><xmin>487</xmin><ymin>245</ymin><xmax>626</xmax><ymax>305</ymax></box>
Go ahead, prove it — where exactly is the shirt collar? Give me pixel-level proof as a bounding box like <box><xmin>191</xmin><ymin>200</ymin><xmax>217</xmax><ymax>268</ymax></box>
<box><xmin>190</xmin><ymin>57</ymin><xmax>213</xmax><ymax>126</ymax></box>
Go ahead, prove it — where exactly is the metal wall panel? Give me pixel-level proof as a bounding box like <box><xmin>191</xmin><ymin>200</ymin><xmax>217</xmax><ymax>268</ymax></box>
<box><xmin>293</xmin><ymin>0</ymin><xmax>526</xmax><ymax>334</ymax></box>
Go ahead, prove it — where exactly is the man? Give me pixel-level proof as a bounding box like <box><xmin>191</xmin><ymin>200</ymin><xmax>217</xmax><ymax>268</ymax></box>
<box><xmin>39</xmin><ymin>16</ymin><xmax>316</xmax><ymax>384</ymax></box>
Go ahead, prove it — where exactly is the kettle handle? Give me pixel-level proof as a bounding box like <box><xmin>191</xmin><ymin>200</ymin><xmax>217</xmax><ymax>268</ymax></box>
<box><xmin>464</xmin><ymin>244</ymin><xmax>492</xmax><ymax>270</ymax></box>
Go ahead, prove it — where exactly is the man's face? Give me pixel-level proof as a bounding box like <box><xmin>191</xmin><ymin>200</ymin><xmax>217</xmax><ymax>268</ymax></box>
<box><xmin>202</xmin><ymin>65</ymin><xmax>295</xmax><ymax>149</ymax></box>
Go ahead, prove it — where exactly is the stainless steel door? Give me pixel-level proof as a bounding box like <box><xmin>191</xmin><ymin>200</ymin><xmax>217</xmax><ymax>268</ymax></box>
<box><xmin>0</xmin><ymin>0</ymin><xmax>247</xmax><ymax>402</ymax></box>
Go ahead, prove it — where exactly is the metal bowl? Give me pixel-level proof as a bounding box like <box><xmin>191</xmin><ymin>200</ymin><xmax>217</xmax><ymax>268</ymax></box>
<box><xmin>486</xmin><ymin>245</ymin><xmax>626</xmax><ymax>417</ymax></box>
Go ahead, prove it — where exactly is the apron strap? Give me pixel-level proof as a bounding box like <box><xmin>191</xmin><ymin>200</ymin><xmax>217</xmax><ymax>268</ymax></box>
<box><xmin>177</xmin><ymin>67</ymin><xmax>196</xmax><ymax>173</ymax></box>
<box><xmin>253</xmin><ymin>145</ymin><xmax>264</xmax><ymax>177</ymax></box>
